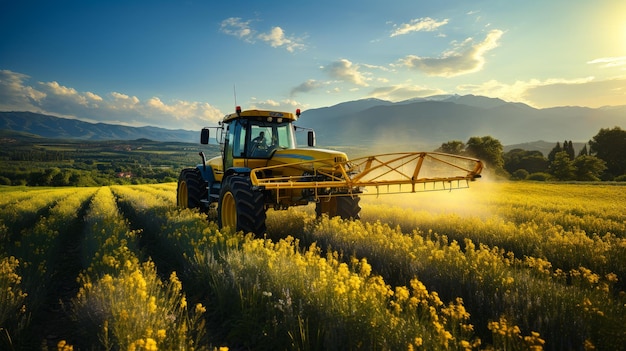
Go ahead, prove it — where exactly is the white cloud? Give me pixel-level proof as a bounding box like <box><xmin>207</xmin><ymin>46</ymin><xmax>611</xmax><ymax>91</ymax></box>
<box><xmin>0</xmin><ymin>69</ymin><xmax>223</xmax><ymax>130</ymax></box>
<box><xmin>390</xmin><ymin>17</ymin><xmax>449</xmax><ymax>37</ymax></box>
<box><xmin>258</xmin><ymin>26</ymin><xmax>305</xmax><ymax>52</ymax></box>
<box><xmin>587</xmin><ymin>56</ymin><xmax>626</xmax><ymax>69</ymax></box>
<box><xmin>401</xmin><ymin>29</ymin><xmax>503</xmax><ymax>77</ymax></box>
<box><xmin>220</xmin><ymin>17</ymin><xmax>254</xmax><ymax>40</ymax></box>
<box><xmin>220</xmin><ymin>17</ymin><xmax>305</xmax><ymax>52</ymax></box>
<box><xmin>0</xmin><ymin>70</ymin><xmax>46</xmax><ymax>111</ymax></box>
<box><xmin>322</xmin><ymin>59</ymin><xmax>370</xmax><ymax>86</ymax></box>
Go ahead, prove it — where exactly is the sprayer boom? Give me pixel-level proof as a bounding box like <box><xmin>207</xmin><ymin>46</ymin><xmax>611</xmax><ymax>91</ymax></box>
<box><xmin>250</xmin><ymin>152</ymin><xmax>483</xmax><ymax>198</ymax></box>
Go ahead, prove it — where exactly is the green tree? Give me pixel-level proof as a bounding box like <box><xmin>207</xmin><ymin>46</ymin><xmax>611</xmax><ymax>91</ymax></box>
<box><xmin>504</xmin><ymin>149</ymin><xmax>549</xmax><ymax>174</ymax></box>
<box><xmin>547</xmin><ymin>142</ymin><xmax>562</xmax><ymax>163</ymax></box>
<box><xmin>465</xmin><ymin>136</ymin><xmax>506</xmax><ymax>175</ymax></box>
<box><xmin>565</xmin><ymin>140</ymin><xmax>575</xmax><ymax>160</ymax></box>
<box><xmin>589</xmin><ymin>127</ymin><xmax>626</xmax><ymax>179</ymax></box>
<box><xmin>578</xmin><ymin>144</ymin><xmax>588</xmax><ymax>156</ymax></box>
<box><xmin>573</xmin><ymin>155</ymin><xmax>607</xmax><ymax>181</ymax></box>
<box><xmin>435</xmin><ymin>140</ymin><xmax>465</xmax><ymax>155</ymax></box>
<box><xmin>511</xmin><ymin>169</ymin><xmax>529</xmax><ymax>180</ymax></box>
<box><xmin>550</xmin><ymin>151</ymin><xmax>576</xmax><ymax>180</ymax></box>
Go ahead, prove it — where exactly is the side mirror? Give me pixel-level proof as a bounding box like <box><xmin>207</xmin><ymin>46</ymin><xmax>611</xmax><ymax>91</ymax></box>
<box><xmin>200</xmin><ymin>128</ymin><xmax>210</xmax><ymax>144</ymax></box>
<box><xmin>307</xmin><ymin>130</ymin><xmax>316</xmax><ymax>147</ymax></box>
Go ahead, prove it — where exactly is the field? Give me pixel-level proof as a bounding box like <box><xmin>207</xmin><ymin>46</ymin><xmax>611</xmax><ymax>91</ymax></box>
<box><xmin>1</xmin><ymin>181</ymin><xmax>625</xmax><ymax>350</ymax></box>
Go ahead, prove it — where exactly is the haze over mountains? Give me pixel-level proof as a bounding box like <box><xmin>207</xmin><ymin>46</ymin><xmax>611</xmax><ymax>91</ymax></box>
<box><xmin>2</xmin><ymin>95</ymin><xmax>625</xmax><ymax>153</ymax></box>
<box><xmin>296</xmin><ymin>95</ymin><xmax>626</xmax><ymax>149</ymax></box>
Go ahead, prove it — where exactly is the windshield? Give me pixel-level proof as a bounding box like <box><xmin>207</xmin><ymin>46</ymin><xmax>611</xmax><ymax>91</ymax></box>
<box><xmin>248</xmin><ymin>121</ymin><xmax>296</xmax><ymax>158</ymax></box>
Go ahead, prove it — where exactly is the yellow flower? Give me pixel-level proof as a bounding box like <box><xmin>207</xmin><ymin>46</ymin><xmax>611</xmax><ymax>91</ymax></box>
<box><xmin>395</xmin><ymin>286</ymin><xmax>410</xmax><ymax>303</ymax></box>
<box><xmin>195</xmin><ymin>303</ymin><xmax>207</xmax><ymax>314</ymax></box>
<box><xmin>413</xmin><ymin>337</ymin><xmax>423</xmax><ymax>346</ymax></box>
<box><xmin>148</xmin><ymin>296</ymin><xmax>157</xmax><ymax>313</ymax></box>
<box><xmin>157</xmin><ymin>329</ymin><xmax>166</xmax><ymax>339</ymax></box>
<box><xmin>145</xmin><ymin>338</ymin><xmax>158</xmax><ymax>351</ymax></box>
<box><xmin>460</xmin><ymin>340</ymin><xmax>471</xmax><ymax>351</ymax></box>
<box><xmin>57</xmin><ymin>340</ymin><xmax>74</xmax><ymax>351</ymax></box>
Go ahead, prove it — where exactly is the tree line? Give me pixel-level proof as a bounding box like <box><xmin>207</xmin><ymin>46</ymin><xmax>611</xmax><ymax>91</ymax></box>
<box><xmin>436</xmin><ymin>126</ymin><xmax>626</xmax><ymax>181</ymax></box>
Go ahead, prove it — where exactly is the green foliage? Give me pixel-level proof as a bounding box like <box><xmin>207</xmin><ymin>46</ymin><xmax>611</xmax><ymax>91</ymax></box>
<box><xmin>526</xmin><ymin>172</ymin><xmax>552</xmax><ymax>181</ymax></box>
<box><xmin>465</xmin><ymin>136</ymin><xmax>506</xmax><ymax>175</ymax></box>
<box><xmin>0</xmin><ymin>137</ymin><xmax>216</xmax><ymax>186</ymax></box>
<box><xmin>573</xmin><ymin>155</ymin><xmax>607</xmax><ymax>181</ymax></box>
<box><xmin>511</xmin><ymin>169</ymin><xmax>529</xmax><ymax>180</ymax></box>
<box><xmin>435</xmin><ymin>140</ymin><xmax>465</xmax><ymax>155</ymax></box>
<box><xmin>504</xmin><ymin>149</ymin><xmax>548</xmax><ymax>175</ymax></box>
<box><xmin>550</xmin><ymin>151</ymin><xmax>576</xmax><ymax>180</ymax></box>
<box><xmin>589</xmin><ymin>127</ymin><xmax>626</xmax><ymax>179</ymax></box>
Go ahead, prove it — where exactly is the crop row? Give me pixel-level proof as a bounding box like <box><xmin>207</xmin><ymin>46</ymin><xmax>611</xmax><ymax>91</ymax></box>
<box><xmin>1</xmin><ymin>182</ymin><xmax>625</xmax><ymax>350</ymax></box>
<box><xmin>112</xmin><ymin>185</ymin><xmax>487</xmax><ymax>350</ymax></box>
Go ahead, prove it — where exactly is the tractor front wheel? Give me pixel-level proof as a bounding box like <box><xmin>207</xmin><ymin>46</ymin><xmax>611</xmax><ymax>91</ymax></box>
<box><xmin>315</xmin><ymin>195</ymin><xmax>361</xmax><ymax>220</ymax></box>
<box><xmin>218</xmin><ymin>175</ymin><xmax>267</xmax><ymax>235</ymax></box>
<box><xmin>177</xmin><ymin>168</ymin><xmax>207</xmax><ymax>209</ymax></box>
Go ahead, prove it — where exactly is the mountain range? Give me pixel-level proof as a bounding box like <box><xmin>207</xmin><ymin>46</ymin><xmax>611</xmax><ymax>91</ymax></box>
<box><xmin>2</xmin><ymin>95</ymin><xmax>625</xmax><ymax>154</ymax></box>
<box><xmin>297</xmin><ymin>95</ymin><xmax>626</xmax><ymax>150</ymax></box>
<box><xmin>0</xmin><ymin>111</ymin><xmax>197</xmax><ymax>142</ymax></box>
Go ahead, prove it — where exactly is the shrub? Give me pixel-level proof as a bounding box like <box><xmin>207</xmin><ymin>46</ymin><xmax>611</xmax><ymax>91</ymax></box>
<box><xmin>614</xmin><ymin>174</ymin><xmax>626</xmax><ymax>182</ymax></box>
<box><xmin>527</xmin><ymin>172</ymin><xmax>552</xmax><ymax>181</ymax></box>
<box><xmin>511</xmin><ymin>169</ymin><xmax>529</xmax><ymax>180</ymax></box>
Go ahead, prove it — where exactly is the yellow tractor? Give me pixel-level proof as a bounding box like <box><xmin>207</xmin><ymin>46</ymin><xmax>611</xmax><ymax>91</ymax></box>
<box><xmin>177</xmin><ymin>106</ymin><xmax>483</xmax><ymax>235</ymax></box>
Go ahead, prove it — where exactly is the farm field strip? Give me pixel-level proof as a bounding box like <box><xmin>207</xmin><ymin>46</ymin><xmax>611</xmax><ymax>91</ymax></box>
<box><xmin>74</xmin><ymin>186</ymin><xmax>206</xmax><ymax>350</ymax></box>
<box><xmin>359</xmin><ymin>182</ymin><xmax>626</xmax><ymax>290</ymax></box>
<box><xmin>0</xmin><ymin>188</ymin><xmax>77</xmax><ymax>237</ymax></box>
<box><xmin>111</xmin><ymin>186</ymin><xmax>489</xmax><ymax>349</ymax></box>
<box><xmin>362</xmin><ymin>203</ymin><xmax>626</xmax><ymax>289</ymax></box>
<box><xmin>298</xmin><ymin>214</ymin><xmax>624</xmax><ymax>349</ymax></box>
<box><xmin>1</xmin><ymin>182</ymin><xmax>625</xmax><ymax>350</ymax></box>
<box><xmin>1</xmin><ymin>187</ymin><xmax>96</xmax><ymax>347</ymax></box>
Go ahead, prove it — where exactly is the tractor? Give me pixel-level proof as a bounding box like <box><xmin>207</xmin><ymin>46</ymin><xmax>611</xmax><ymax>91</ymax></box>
<box><xmin>177</xmin><ymin>106</ymin><xmax>483</xmax><ymax>235</ymax></box>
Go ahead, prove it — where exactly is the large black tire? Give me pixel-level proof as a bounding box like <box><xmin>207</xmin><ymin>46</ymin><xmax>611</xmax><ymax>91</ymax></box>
<box><xmin>315</xmin><ymin>195</ymin><xmax>361</xmax><ymax>220</ymax></box>
<box><xmin>218</xmin><ymin>175</ymin><xmax>267</xmax><ymax>235</ymax></box>
<box><xmin>177</xmin><ymin>168</ymin><xmax>207</xmax><ymax>209</ymax></box>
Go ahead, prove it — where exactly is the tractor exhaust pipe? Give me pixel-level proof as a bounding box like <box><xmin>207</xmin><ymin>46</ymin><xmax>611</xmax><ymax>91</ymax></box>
<box><xmin>199</xmin><ymin>152</ymin><xmax>207</xmax><ymax>171</ymax></box>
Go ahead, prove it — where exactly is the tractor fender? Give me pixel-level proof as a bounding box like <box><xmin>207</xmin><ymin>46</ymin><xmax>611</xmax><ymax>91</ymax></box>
<box><xmin>196</xmin><ymin>164</ymin><xmax>216</xmax><ymax>184</ymax></box>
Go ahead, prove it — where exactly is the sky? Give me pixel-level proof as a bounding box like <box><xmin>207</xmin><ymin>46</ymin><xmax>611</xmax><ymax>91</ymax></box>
<box><xmin>1</xmin><ymin>0</ymin><xmax>625</xmax><ymax>131</ymax></box>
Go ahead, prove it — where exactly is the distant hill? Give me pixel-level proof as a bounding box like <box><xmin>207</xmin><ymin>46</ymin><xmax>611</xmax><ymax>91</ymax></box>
<box><xmin>0</xmin><ymin>111</ymin><xmax>197</xmax><ymax>142</ymax></box>
<box><xmin>297</xmin><ymin>95</ymin><xmax>626</xmax><ymax>150</ymax></box>
<box><xmin>3</xmin><ymin>95</ymin><xmax>626</xmax><ymax>153</ymax></box>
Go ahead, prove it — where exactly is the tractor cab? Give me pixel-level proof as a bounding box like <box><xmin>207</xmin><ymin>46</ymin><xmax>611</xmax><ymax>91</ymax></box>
<box><xmin>201</xmin><ymin>107</ymin><xmax>314</xmax><ymax>171</ymax></box>
<box><xmin>222</xmin><ymin>113</ymin><xmax>298</xmax><ymax>165</ymax></box>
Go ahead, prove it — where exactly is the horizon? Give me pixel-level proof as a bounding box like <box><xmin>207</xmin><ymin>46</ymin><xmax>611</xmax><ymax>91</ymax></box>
<box><xmin>1</xmin><ymin>0</ymin><xmax>625</xmax><ymax>131</ymax></box>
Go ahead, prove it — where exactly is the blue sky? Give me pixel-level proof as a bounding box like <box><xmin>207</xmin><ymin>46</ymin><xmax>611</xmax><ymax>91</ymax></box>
<box><xmin>1</xmin><ymin>0</ymin><xmax>625</xmax><ymax>130</ymax></box>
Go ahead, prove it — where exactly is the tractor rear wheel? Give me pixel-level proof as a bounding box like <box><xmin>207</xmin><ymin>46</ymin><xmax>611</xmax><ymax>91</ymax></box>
<box><xmin>218</xmin><ymin>175</ymin><xmax>267</xmax><ymax>235</ymax></box>
<box><xmin>177</xmin><ymin>168</ymin><xmax>207</xmax><ymax>209</ymax></box>
<box><xmin>316</xmin><ymin>195</ymin><xmax>361</xmax><ymax>220</ymax></box>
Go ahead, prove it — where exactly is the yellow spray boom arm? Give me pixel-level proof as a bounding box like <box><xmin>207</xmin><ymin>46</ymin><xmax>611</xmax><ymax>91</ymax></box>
<box><xmin>250</xmin><ymin>152</ymin><xmax>483</xmax><ymax>198</ymax></box>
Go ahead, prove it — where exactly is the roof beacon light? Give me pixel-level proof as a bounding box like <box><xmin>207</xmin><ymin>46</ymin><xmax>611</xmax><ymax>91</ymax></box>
<box><xmin>295</xmin><ymin>109</ymin><xmax>301</xmax><ymax>117</ymax></box>
<box><xmin>236</xmin><ymin>106</ymin><xmax>241</xmax><ymax>115</ymax></box>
